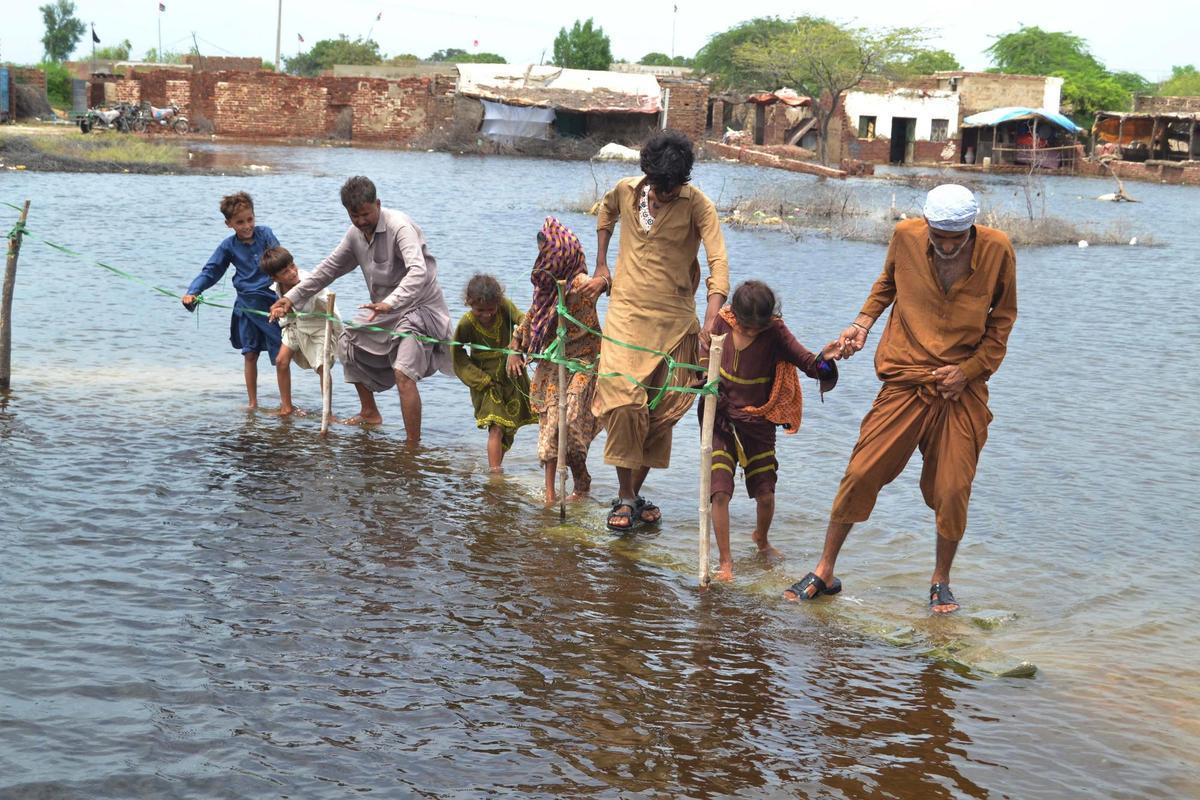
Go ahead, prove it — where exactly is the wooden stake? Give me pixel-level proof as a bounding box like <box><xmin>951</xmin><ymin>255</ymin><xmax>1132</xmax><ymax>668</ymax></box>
<box><xmin>555</xmin><ymin>280</ymin><xmax>568</xmax><ymax>521</ymax></box>
<box><xmin>697</xmin><ymin>332</ymin><xmax>726</xmax><ymax>587</ymax></box>
<box><xmin>319</xmin><ymin>291</ymin><xmax>336</xmax><ymax>437</ymax></box>
<box><xmin>1</xmin><ymin>200</ymin><xmax>30</xmax><ymax>393</ymax></box>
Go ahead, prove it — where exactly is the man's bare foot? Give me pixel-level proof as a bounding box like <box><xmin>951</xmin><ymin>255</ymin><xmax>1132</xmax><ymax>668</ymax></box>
<box><xmin>544</xmin><ymin>492</ymin><xmax>558</xmax><ymax>508</ymax></box>
<box><xmin>489</xmin><ymin>466</ymin><xmax>503</xmax><ymax>474</ymax></box>
<box><xmin>751</xmin><ymin>530</ymin><xmax>783</xmax><ymax>560</ymax></box>
<box><xmin>278</xmin><ymin>405</ymin><xmax>309</xmax><ymax>417</ymax></box>
<box><xmin>342</xmin><ymin>412</ymin><xmax>383</xmax><ymax>426</ymax></box>
<box><xmin>714</xmin><ymin>562</ymin><xmax>734</xmax><ymax>582</ymax></box>
<box><xmin>566</xmin><ymin>490</ymin><xmax>589</xmax><ymax>502</ymax></box>
<box><xmin>246</xmin><ymin>402</ymin><xmax>258</xmax><ymax>411</ymax></box>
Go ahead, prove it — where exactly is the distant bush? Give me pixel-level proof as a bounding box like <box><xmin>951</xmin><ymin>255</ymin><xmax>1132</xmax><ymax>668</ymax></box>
<box><xmin>40</xmin><ymin>61</ymin><xmax>72</xmax><ymax>108</ymax></box>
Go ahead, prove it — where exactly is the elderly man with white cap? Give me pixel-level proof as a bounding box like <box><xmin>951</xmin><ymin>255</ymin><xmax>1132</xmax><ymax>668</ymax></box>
<box><xmin>785</xmin><ymin>184</ymin><xmax>1017</xmax><ymax>613</ymax></box>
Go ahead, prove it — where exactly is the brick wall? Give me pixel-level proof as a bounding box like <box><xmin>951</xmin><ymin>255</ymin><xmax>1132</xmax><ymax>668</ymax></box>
<box><xmin>348</xmin><ymin>76</ymin><xmax>451</xmax><ymax>143</ymax></box>
<box><xmin>1133</xmin><ymin>95</ymin><xmax>1200</xmax><ymax>113</ymax></box>
<box><xmin>661</xmin><ymin>80</ymin><xmax>708</xmax><ymax>144</ymax></box>
<box><xmin>213</xmin><ymin>73</ymin><xmax>330</xmax><ymax>137</ymax></box>
<box><xmin>9</xmin><ymin>67</ymin><xmax>47</xmax><ymax>93</ymax></box>
<box><xmin>958</xmin><ymin>74</ymin><xmax>1048</xmax><ymax>117</ymax></box>
<box><xmin>105</xmin><ymin>79</ymin><xmax>141</xmax><ymax>105</ymax></box>
<box><xmin>183</xmin><ymin>55</ymin><xmax>262</xmax><ymax>72</ymax></box>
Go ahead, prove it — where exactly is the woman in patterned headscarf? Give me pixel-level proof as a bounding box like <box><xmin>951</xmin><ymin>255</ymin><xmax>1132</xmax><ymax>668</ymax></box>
<box><xmin>509</xmin><ymin>218</ymin><xmax>603</xmax><ymax>506</ymax></box>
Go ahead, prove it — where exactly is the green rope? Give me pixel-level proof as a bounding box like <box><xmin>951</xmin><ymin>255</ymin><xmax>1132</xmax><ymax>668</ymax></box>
<box><xmin>4</xmin><ymin>204</ymin><xmax>717</xmax><ymax>402</ymax></box>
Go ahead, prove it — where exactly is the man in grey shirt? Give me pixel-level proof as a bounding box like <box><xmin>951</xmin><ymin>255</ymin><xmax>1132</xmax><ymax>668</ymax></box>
<box><xmin>269</xmin><ymin>176</ymin><xmax>452</xmax><ymax>443</ymax></box>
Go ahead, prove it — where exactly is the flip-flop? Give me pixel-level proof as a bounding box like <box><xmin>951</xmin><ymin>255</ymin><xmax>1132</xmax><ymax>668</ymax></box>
<box><xmin>606</xmin><ymin>498</ymin><xmax>638</xmax><ymax>532</ymax></box>
<box><xmin>784</xmin><ymin>572</ymin><xmax>843</xmax><ymax>601</ymax></box>
<box><xmin>929</xmin><ymin>582</ymin><xmax>960</xmax><ymax>614</ymax></box>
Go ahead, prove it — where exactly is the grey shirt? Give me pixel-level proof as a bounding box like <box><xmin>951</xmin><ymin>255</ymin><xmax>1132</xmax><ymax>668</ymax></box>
<box><xmin>285</xmin><ymin>208</ymin><xmax>451</xmax><ymax>337</ymax></box>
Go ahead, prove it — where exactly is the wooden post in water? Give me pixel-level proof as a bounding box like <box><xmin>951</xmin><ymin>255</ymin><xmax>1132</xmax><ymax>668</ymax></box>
<box><xmin>320</xmin><ymin>291</ymin><xmax>336</xmax><ymax>437</ymax></box>
<box><xmin>1</xmin><ymin>200</ymin><xmax>31</xmax><ymax>392</ymax></box>
<box><xmin>555</xmin><ymin>280</ymin><xmax>568</xmax><ymax>521</ymax></box>
<box><xmin>697</xmin><ymin>332</ymin><xmax>726</xmax><ymax>587</ymax></box>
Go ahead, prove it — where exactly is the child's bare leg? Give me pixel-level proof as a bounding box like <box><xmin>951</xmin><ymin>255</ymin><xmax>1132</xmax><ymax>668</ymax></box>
<box><xmin>567</xmin><ymin>454</ymin><xmax>591</xmax><ymax>500</ymax></box>
<box><xmin>276</xmin><ymin>346</ymin><xmax>296</xmax><ymax>415</ymax></box>
<box><xmin>243</xmin><ymin>353</ymin><xmax>259</xmax><ymax>409</ymax></box>
<box><xmin>487</xmin><ymin>425</ymin><xmax>505</xmax><ymax>472</ymax></box>
<box><xmin>543</xmin><ymin>461</ymin><xmax>557</xmax><ymax>506</ymax></box>
<box><xmin>712</xmin><ymin>491</ymin><xmax>734</xmax><ymax>582</ymax></box>
<box><xmin>751</xmin><ymin>490</ymin><xmax>782</xmax><ymax>559</ymax></box>
<box><xmin>343</xmin><ymin>382</ymin><xmax>383</xmax><ymax>425</ymax></box>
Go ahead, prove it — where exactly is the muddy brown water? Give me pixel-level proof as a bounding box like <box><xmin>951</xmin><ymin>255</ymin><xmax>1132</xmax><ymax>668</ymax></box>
<box><xmin>1</xmin><ymin>147</ymin><xmax>1197</xmax><ymax>798</ymax></box>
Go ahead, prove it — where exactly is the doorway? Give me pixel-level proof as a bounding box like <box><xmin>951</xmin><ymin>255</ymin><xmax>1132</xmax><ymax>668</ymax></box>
<box><xmin>890</xmin><ymin>116</ymin><xmax>915</xmax><ymax>163</ymax></box>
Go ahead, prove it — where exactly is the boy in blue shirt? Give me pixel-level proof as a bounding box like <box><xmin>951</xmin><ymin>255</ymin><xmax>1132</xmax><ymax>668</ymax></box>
<box><xmin>181</xmin><ymin>191</ymin><xmax>283</xmax><ymax>409</ymax></box>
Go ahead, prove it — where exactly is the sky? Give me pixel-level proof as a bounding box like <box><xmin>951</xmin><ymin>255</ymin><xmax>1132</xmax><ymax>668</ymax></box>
<box><xmin>3</xmin><ymin>0</ymin><xmax>1196</xmax><ymax>82</ymax></box>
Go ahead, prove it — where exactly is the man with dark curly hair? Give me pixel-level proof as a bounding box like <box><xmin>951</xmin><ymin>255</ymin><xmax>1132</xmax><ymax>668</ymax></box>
<box><xmin>580</xmin><ymin>130</ymin><xmax>729</xmax><ymax>531</ymax></box>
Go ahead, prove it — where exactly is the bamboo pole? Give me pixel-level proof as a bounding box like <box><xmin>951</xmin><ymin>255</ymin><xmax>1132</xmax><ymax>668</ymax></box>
<box><xmin>1</xmin><ymin>200</ymin><xmax>30</xmax><ymax>393</ymax></box>
<box><xmin>555</xmin><ymin>280</ymin><xmax>567</xmax><ymax>521</ymax></box>
<box><xmin>319</xmin><ymin>291</ymin><xmax>336</xmax><ymax>437</ymax></box>
<box><xmin>697</xmin><ymin>332</ymin><xmax>726</xmax><ymax>587</ymax></box>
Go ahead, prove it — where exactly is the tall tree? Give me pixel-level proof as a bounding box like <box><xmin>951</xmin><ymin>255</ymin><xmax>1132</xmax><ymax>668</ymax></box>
<box><xmin>639</xmin><ymin>52</ymin><xmax>692</xmax><ymax>67</ymax></box>
<box><xmin>986</xmin><ymin>26</ymin><xmax>1132</xmax><ymax>122</ymax></box>
<box><xmin>693</xmin><ymin>17</ymin><xmax>793</xmax><ymax>90</ymax></box>
<box><xmin>284</xmin><ymin>35</ymin><xmax>381</xmax><ymax>76</ymax></box>
<box><xmin>552</xmin><ymin>19</ymin><xmax>613</xmax><ymax>71</ymax></box>
<box><xmin>427</xmin><ymin>47</ymin><xmax>506</xmax><ymax>64</ymax></box>
<box><xmin>40</xmin><ymin>0</ymin><xmax>86</xmax><ymax>62</ymax></box>
<box><xmin>734</xmin><ymin>17</ymin><xmax>925</xmax><ymax>164</ymax></box>
<box><xmin>896</xmin><ymin>48</ymin><xmax>962</xmax><ymax>76</ymax></box>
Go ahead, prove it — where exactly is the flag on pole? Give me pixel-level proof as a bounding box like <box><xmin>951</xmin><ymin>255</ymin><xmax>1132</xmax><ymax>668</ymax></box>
<box><xmin>159</xmin><ymin>2</ymin><xmax>166</xmax><ymax>11</ymax></box>
<box><xmin>473</xmin><ymin>39</ymin><xmax>479</xmax><ymax>48</ymax></box>
<box><xmin>92</xmin><ymin>24</ymin><xmax>101</xmax><ymax>43</ymax></box>
<box><xmin>297</xmin><ymin>33</ymin><xmax>305</xmax><ymax>43</ymax></box>
<box><xmin>376</xmin><ymin>11</ymin><xmax>382</xmax><ymax>21</ymax></box>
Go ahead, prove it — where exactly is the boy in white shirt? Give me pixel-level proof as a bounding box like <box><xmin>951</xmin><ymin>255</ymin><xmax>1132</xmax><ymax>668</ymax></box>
<box><xmin>260</xmin><ymin>246</ymin><xmax>342</xmax><ymax>416</ymax></box>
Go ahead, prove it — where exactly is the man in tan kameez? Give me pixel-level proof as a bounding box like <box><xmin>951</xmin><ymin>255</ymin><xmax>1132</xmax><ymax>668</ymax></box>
<box><xmin>785</xmin><ymin>184</ymin><xmax>1017</xmax><ymax>613</ymax></box>
<box><xmin>581</xmin><ymin>130</ymin><xmax>729</xmax><ymax>531</ymax></box>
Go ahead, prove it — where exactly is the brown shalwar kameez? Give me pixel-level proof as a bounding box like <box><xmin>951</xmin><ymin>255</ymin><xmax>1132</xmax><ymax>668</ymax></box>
<box><xmin>830</xmin><ymin>218</ymin><xmax>1017</xmax><ymax>541</ymax></box>
<box><xmin>593</xmin><ymin>177</ymin><xmax>730</xmax><ymax>469</ymax></box>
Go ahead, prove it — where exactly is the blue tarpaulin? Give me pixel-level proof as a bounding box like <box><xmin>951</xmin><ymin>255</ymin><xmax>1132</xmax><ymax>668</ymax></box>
<box><xmin>962</xmin><ymin>106</ymin><xmax>1083</xmax><ymax>134</ymax></box>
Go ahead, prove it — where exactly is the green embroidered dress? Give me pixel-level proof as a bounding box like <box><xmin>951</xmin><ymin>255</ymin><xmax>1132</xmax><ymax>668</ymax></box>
<box><xmin>452</xmin><ymin>298</ymin><xmax>537</xmax><ymax>450</ymax></box>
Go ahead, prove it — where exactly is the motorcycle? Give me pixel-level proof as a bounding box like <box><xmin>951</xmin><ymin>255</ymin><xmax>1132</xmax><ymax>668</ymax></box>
<box><xmin>78</xmin><ymin>103</ymin><xmax>134</xmax><ymax>134</ymax></box>
<box><xmin>130</xmin><ymin>101</ymin><xmax>189</xmax><ymax>134</ymax></box>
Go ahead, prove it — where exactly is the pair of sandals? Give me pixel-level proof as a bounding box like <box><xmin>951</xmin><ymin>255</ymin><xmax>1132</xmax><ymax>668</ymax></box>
<box><xmin>606</xmin><ymin>496</ymin><xmax>661</xmax><ymax>532</ymax></box>
<box><xmin>785</xmin><ymin>574</ymin><xmax>960</xmax><ymax>614</ymax></box>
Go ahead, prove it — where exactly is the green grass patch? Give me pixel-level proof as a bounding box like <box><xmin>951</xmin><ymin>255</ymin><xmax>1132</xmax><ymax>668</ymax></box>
<box><xmin>31</xmin><ymin>133</ymin><xmax>186</xmax><ymax>166</ymax></box>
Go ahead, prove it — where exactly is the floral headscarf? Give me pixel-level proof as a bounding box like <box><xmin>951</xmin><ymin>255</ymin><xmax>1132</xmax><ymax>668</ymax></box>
<box><xmin>524</xmin><ymin>217</ymin><xmax>587</xmax><ymax>357</ymax></box>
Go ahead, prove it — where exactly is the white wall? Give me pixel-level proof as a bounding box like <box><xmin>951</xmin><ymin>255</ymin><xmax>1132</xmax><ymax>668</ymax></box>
<box><xmin>843</xmin><ymin>89</ymin><xmax>960</xmax><ymax>140</ymax></box>
<box><xmin>1043</xmin><ymin>77</ymin><xmax>1064</xmax><ymax>112</ymax></box>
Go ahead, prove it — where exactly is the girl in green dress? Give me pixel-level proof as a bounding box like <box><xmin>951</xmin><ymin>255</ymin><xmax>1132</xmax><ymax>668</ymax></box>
<box><xmin>452</xmin><ymin>274</ymin><xmax>537</xmax><ymax>471</ymax></box>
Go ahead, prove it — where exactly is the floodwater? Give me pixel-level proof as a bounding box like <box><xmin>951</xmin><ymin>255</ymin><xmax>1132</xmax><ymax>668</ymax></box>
<box><xmin>1</xmin><ymin>146</ymin><xmax>1197</xmax><ymax>799</ymax></box>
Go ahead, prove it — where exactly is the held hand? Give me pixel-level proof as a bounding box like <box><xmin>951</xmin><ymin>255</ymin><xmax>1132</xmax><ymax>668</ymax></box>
<box><xmin>181</xmin><ymin>293</ymin><xmax>198</xmax><ymax>312</ymax></box>
<box><xmin>931</xmin><ymin>364</ymin><xmax>968</xmax><ymax>398</ymax></box>
<box><xmin>506</xmin><ymin>354</ymin><xmax>526</xmax><ymax>376</ymax></box>
<box><xmin>268</xmin><ymin>297</ymin><xmax>293</xmax><ymax>322</ymax></box>
<box><xmin>579</xmin><ymin>274</ymin><xmax>608</xmax><ymax>305</ymax></box>
<box><xmin>839</xmin><ymin>324</ymin><xmax>868</xmax><ymax>356</ymax></box>
<box><xmin>819</xmin><ymin>340</ymin><xmax>843</xmax><ymax>361</ymax></box>
<box><xmin>359</xmin><ymin>302</ymin><xmax>391</xmax><ymax>323</ymax></box>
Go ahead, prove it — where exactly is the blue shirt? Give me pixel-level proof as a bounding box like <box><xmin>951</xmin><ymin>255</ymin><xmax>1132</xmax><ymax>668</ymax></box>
<box><xmin>187</xmin><ymin>225</ymin><xmax>279</xmax><ymax>304</ymax></box>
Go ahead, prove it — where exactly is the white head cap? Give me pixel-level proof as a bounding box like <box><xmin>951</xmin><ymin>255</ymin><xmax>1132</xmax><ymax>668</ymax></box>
<box><xmin>923</xmin><ymin>184</ymin><xmax>978</xmax><ymax>232</ymax></box>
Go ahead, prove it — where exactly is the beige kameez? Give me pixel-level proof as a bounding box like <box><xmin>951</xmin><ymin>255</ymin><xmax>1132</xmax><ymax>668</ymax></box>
<box><xmin>593</xmin><ymin>176</ymin><xmax>730</xmax><ymax>469</ymax></box>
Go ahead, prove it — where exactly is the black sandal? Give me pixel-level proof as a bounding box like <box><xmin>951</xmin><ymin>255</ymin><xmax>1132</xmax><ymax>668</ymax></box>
<box><xmin>635</xmin><ymin>496</ymin><xmax>661</xmax><ymax>525</ymax></box>
<box><xmin>606</xmin><ymin>498</ymin><xmax>638</xmax><ymax>532</ymax></box>
<box><xmin>929</xmin><ymin>582</ymin><xmax>960</xmax><ymax>614</ymax></box>
<box><xmin>784</xmin><ymin>572</ymin><xmax>843</xmax><ymax>601</ymax></box>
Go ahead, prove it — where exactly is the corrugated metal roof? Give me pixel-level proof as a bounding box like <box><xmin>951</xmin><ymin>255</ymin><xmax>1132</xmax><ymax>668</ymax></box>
<box><xmin>455</xmin><ymin>64</ymin><xmax>661</xmax><ymax>114</ymax></box>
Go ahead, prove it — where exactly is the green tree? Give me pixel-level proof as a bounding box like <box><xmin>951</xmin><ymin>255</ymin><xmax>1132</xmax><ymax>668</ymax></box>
<box><xmin>40</xmin><ymin>0</ymin><xmax>86</xmax><ymax>62</ymax></box>
<box><xmin>1157</xmin><ymin>65</ymin><xmax>1200</xmax><ymax>96</ymax></box>
<box><xmin>1111</xmin><ymin>70</ymin><xmax>1151</xmax><ymax>96</ymax></box>
<box><xmin>93</xmin><ymin>38</ymin><xmax>132</xmax><ymax>61</ymax></box>
<box><xmin>142</xmin><ymin>48</ymin><xmax>187</xmax><ymax>64</ymax></box>
<box><xmin>284</xmin><ymin>35</ymin><xmax>381</xmax><ymax>76</ymax></box>
<box><xmin>427</xmin><ymin>47</ymin><xmax>506</xmax><ymax>64</ymax></box>
<box><xmin>693</xmin><ymin>17</ymin><xmax>793</xmax><ymax>90</ymax></box>
<box><xmin>734</xmin><ymin>17</ymin><xmax>926</xmax><ymax>163</ymax></box>
<box><xmin>552</xmin><ymin>18</ymin><xmax>613</xmax><ymax>71</ymax></box>
<box><xmin>39</xmin><ymin>60</ymin><xmax>72</xmax><ymax>107</ymax></box>
<box><xmin>986</xmin><ymin>26</ymin><xmax>1131</xmax><ymax>123</ymax></box>
<box><xmin>639</xmin><ymin>52</ymin><xmax>692</xmax><ymax>67</ymax></box>
<box><xmin>895</xmin><ymin>48</ymin><xmax>962</xmax><ymax>76</ymax></box>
